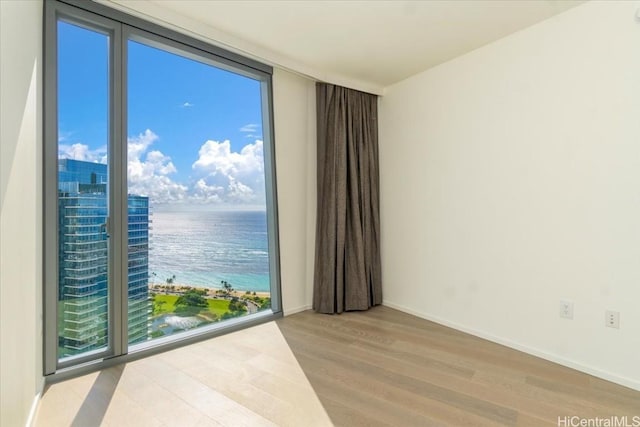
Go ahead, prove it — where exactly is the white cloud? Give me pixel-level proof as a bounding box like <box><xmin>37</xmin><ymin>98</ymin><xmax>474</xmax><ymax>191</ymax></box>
<box><xmin>58</xmin><ymin>130</ymin><xmax>74</xmax><ymax>143</ymax></box>
<box><xmin>181</xmin><ymin>102</ymin><xmax>194</xmax><ymax>108</ymax></box>
<box><xmin>193</xmin><ymin>139</ymin><xmax>263</xmax><ymax>176</ymax></box>
<box><xmin>192</xmin><ymin>139</ymin><xmax>265</xmax><ymax>204</ymax></box>
<box><xmin>127</xmin><ymin>130</ymin><xmax>187</xmax><ymax>202</ymax></box>
<box><xmin>191</xmin><ymin>179</ymin><xmax>224</xmax><ymax>203</ymax></box>
<box><xmin>58</xmin><ymin>128</ymin><xmax>266</xmax><ymax>206</ymax></box>
<box><xmin>58</xmin><ymin>143</ymin><xmax>107</xmax><ymax>164</ymax></box>
<box><xmin>239</xmin><ymin>123</ymin><xmax>260</xmax><ymax>133</ymax></box>
<box><xmin>128</xmin><ymin>129</ymin><xmax>156</xmax><ymax>159</ymax></box>
<box><xmin>240</xmin><ymin>124</ymin><xmax>262</xmax><ymax>139</ymax></box>
<box><xmin>227</xmin><ymin>176</ymin><xmax>255</xmax><ymax>203</ymax></box>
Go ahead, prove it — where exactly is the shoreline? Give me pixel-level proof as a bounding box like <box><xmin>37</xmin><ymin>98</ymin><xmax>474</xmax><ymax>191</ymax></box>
<box><xmin>149</xmin><ymin>282</ymin><xmax>270</xmax><ymax>299</ymax></box>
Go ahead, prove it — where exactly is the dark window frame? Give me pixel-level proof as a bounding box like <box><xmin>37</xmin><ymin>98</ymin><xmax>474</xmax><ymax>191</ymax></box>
<box><xmin>43</xmin><ymin>0</ymin><xmax>282</xmax><ymax>381</ymax></box>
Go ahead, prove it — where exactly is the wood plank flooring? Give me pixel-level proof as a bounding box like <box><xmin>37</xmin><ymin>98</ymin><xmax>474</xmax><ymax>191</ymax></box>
<box><xmin>34</xmin><ymin>321</ymin><xmax>332</xmax><ymax>427</ymax></box>
<box><xmin>34</xmin><ymin>306</ymin><xmax>640</xmax><ymax>426</ymax></box>
<box><xmin>278</xmin><ymin>306</ymin><xmax>640</xmax><ymax>426</ymax></box>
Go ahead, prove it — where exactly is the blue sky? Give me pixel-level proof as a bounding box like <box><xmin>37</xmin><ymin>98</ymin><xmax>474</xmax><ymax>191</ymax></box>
<box><xmin>58</xmin><ymin>21</ymin><xmax>267</xmax><ymax>207</ymax></box>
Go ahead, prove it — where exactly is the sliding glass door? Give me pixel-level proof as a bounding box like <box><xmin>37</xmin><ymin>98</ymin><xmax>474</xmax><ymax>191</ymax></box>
<box><xmin>44</xmin><ymin>0</ymin><xmax>280</xmax><ymax>376</ymax></box>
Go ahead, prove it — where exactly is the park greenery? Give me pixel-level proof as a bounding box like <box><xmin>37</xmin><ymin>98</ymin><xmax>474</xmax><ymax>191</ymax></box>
<box><xmin>244</xmin><ymin>291</ymin><xmax>271</xmax><ymax>310</ymax></box>
<box><xmin>149</xmin><ymin>278</ymin><xmax>271</xmax><ymax>324</ymax></box>
<box><xmin>58</xmin><ymin>277</ymin><xmax>272</xmax><ymax>350</ymax></box>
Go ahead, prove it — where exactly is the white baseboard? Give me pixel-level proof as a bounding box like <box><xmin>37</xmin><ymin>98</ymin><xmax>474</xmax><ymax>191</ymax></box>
<box><xmin>25</xmin><ymin>391</ymin><xmax>41</xmax><ymax>427</ymax></box>
<box><xmin>382</xmin><ymin>300</ymin><xmax>640</xmax><ymax>392</ymax></box>
<box><xmin>283</xmin><ymin>304</ymin><xmax>311</xmax><ymax>316</ymax></box>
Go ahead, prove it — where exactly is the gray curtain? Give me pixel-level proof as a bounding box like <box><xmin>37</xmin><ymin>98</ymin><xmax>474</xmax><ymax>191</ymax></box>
<box><xmin>313</xmin><ymin>83</ymin><xmax>382</xmax><ymax>314</ymax></box>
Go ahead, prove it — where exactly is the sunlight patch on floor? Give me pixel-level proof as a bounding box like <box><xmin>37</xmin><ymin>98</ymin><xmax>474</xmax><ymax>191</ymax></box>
<box><xmin>34</xmin><ymin>322</ymin><xmax>332</xmax><ymax>427</ymax></box>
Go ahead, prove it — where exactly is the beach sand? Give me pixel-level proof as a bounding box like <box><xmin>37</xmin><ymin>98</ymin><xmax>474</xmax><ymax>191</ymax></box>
<box><xmin>149</xmin><ymin>282</ymin><xmax>270</xmax><ymax>298</ymax></box>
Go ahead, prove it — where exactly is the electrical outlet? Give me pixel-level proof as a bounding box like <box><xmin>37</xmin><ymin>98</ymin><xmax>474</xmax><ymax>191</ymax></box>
<box><xmin>605</xmin><ymin>310</ymin><xmax>620</xmax><ymax>329</ymax></box>
<box><xmin>559</xmin><ymin>300</ymin><xmax>573</xmax><ymax>319</ymax></box>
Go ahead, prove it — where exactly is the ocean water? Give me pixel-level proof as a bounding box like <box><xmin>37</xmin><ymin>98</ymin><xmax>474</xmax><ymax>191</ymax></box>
<box><xmin>148</xmin><ymin>210</ymin><xmax>271</xmax><ymax>292</ymax></box>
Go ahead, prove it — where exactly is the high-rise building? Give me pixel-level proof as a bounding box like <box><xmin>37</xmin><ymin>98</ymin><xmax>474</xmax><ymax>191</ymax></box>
<box><xmin>127</xmin><ymin>195</ymin><xmax>151</xmax><ymax>344</ymax></box>
<box><xmin>58</xmin><ymin>159</ymin><xmax>150</xmax><ymax>357</ymax></box>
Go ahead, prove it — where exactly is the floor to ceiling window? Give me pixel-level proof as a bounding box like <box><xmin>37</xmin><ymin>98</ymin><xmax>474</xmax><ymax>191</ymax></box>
<box><xmin>44</xmin><ymin>0</ymin><xmax>281</xmax><ymax>375</ymax></box>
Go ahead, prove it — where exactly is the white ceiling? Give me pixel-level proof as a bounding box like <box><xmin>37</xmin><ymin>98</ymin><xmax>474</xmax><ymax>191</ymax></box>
<box><xmin>121</xmin><ymin>0</ymin><xmax>585</xmax><ymax>93</ymax></box>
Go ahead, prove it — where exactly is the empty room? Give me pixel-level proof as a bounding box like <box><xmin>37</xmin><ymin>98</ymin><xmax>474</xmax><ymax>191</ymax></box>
<box><xmin>1</xmin><ymin>0</ymin><xmax>639</xmax><ymax>426</ymax></box>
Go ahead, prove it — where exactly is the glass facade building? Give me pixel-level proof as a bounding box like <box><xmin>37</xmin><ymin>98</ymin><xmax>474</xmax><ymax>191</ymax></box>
<box><xmin>58</xmin><ymin>159</ymin><xmax>150</xmax><ymax>357</ymax></box>
<box><xmin>127</xmin><ymin>195</ymin><xmax>151</xmax><ymax>344</ymax></box>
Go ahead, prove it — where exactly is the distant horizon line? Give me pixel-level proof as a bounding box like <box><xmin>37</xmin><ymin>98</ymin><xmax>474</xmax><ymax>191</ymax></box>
<box><xmin>150</xmin><ymin>204</ymin><xmax>267</xmax><ymax>213</ymax></box>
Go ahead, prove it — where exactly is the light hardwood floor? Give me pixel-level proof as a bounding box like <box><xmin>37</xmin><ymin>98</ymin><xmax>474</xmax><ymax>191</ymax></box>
<box><xmin>278</xmin><ymin>307</ymin><xmax>640</xmax><ymax>426</ymax></box>
<box><xmin>34</xmin><ymin>321</ymin><xmax>332</xmax><ymax>427</ymax></box>
<box><xmin>34</xmin><ymin>306</ymin><xmax>640</xmax><ymax>426</ymax></box>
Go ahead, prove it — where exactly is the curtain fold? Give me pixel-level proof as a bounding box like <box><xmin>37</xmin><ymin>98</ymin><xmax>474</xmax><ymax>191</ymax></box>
<box><xmin>313</xmin><ymin>83</ymin><xmax>382</xmax><ymax>314</ymax></box>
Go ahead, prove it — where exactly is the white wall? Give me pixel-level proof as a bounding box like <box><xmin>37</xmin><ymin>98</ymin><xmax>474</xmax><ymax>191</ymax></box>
<box><xmin>273</xmin><ymin>68</ymin><xmax>317</xmax><ymax>314</ymax></box>
<box><xmin>379</xmin><ymin>0</ymin><xmax>640</xmax><ymax>390</ymax></box>
<box><xmin>0</xmin><ymin>1</ymin><xmax>45</xmax><ymax>425</ymax></box>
